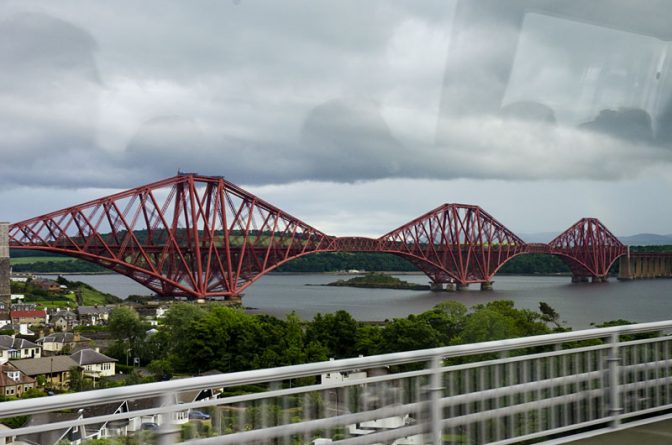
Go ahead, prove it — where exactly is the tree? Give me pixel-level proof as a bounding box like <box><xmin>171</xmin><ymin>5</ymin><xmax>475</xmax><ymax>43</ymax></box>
<box><xmin>108</xmin><ymin>306</ymin><xmax>145</xmax><ymax>344</ymax></box>
<box><xmin>108</xmin><ymin>306</ymin><xmax>146</xmax><ymax>364</ymax></box>
<box><xmin>379</xmin><ymin>315</ymin><xmax>442</xmax><ymax>353</ymax></box>
<box><xmin>457</xmin><ymin>309</ymin><xmax>517</xmax><ymax>344</ymax></box>
<box><xmin>417</xmin><ymin>301</ymin><xmax>468</xmax><ymax>344</ymax></box>
<box><xmin>305</xmin><ymin>311</ymin><xmax>358</xmax><ymax>359</ymax></box>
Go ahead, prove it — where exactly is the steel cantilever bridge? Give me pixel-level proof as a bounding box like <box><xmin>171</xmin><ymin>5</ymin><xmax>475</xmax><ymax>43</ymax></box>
<box><xmin>8</xmin><ymin>174</ymin><xmax>627</xmax><ymax>300</ymax></box>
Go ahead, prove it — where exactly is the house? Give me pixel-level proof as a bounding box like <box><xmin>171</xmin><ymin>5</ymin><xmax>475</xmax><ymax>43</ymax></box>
<box><xmin>50</xmin><ymin>310</ymin><xmax>78</xmax><ymax>331</ymax></box>
<box><xmin>31</xmin><ymin>278</ymin><xmax>62</xmax><ymax>293</ymax></box>
<box><xmin>126</xmin><ymin>395</ymin><xmax>189</xmax><ymax>434</ymax></box>
<box><xmin>17</xmin><ymin>412</ymin><xmax>83</xmax><ymax>445</ymax></box>
<box><xmin>0</xmin><ymin>423</ymin><xmax>17</xmax><ymax>445</ymax></box>
<box><xmin>79</xmin><ymin>401</ymin><xmax>129</xmax><ymax>441</ymax></box>
<box><xmin>318</xmin><ymin>368</ymin><xmax>423</xmax><ymax>445</ymax></box>
<box><xmin>37</xmin><ymin>332</ymin><xmax>92</xmax><ymax>353</ymax></box>
<box><xmin>70</xmin><ymin>349</ymin><xmax>117</xmax><ymax>380</ymax></box>
<box><xmin>0</xmin><ymin>312</ymin><xmax>10</xmax><ymax>330</ymax></box>
<box><xmin>77</xmin><ymin>306</ymin><xmax>111</xmax><ymax>326</ymax></box>
<box><xmin>11</xmin><ymin>356</ymin><xmax>78</xmax><ymax>389</ymax></box>
<box><xmin>0</xmin><ymin>362</ymin><xmax>36</xmax><ymax>397</ymax></box>
<box><xmin>10</xmin><ymin>309</ymin><xmax>46</xmax><ymax>326</ymax></box>
<box><xmin>0</xmin><ymin>335</ymin><xmax>41</xmax><ymax>361</ymax></box>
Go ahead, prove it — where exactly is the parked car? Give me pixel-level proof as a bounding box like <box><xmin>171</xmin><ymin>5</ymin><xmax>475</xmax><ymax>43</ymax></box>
<box><xmin>140</xmin><ymin>422</ymin><xmax>159</xmax><ymax>431</ymax></box>
<box><xmin>189</xmin><ymin>410</ymin><xmax>210</xmax><ymax>420</ymax></box>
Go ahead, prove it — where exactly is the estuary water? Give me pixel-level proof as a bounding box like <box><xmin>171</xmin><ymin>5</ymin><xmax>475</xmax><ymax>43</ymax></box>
<box><xmin>57</xmin><ymin>273</ymin><xmax>672</xmax><ymax>329</ymax></box>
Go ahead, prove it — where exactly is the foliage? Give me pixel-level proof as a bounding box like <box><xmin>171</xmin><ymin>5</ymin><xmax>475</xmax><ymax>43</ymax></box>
<box><xmin>133</xmin><ymin>299</ymin><xmax>566</xmax><ymax>376</ymax></box>
<box><xmin>327</xmin><ymin>272</ymin><xmax>429</xmax><ymax>290</ymax></box>
<box><xmin>0</xmin><ymin>415</ymin><xmax>29</xmax><ymax>428</ymax></box>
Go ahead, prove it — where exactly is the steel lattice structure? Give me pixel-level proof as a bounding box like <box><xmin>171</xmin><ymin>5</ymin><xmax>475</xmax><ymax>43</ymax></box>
<box><xmin>8</xmin><ymin>174</ymin><xmax>629</xmax><ymax>298</ymax></box>
<box><xmin>548</xmin><ymin>218</ymin><xmax>627</xmax><ymax>280</ymax></box>
<box><xmin>8</xmin><ymin>174</ymin><xmax>334</xmax><ymax>299</ymax></box>
<box><xmin>379</xmin><ymin>204</ymin><xmax>528</xmax><ymax>284</ymax></box>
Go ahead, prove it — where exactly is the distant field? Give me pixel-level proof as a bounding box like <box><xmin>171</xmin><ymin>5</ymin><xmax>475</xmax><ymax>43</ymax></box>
<box><xmin>10</xmin><ymin>256</ymin><xmax>73</xmax><ymax>265</ymax></box>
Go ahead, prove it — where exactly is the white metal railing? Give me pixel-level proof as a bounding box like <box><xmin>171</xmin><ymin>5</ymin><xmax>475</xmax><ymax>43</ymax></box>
<box><xmin>2</xmin><ymin>321</ymin><xmax>672</xmax><ymax>444</ymax></box>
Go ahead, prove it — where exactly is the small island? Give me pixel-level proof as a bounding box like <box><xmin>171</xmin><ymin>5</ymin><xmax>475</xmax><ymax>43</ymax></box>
<box><xmin>325</xmin><ymin>272</ymin><xmax>430</xmax><ymax>290</ymax></box>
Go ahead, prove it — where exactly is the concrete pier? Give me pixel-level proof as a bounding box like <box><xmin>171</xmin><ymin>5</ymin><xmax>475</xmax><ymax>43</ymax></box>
<box><xmin>456</xmin><ymin>283</ymin><xmax>470</xmax><ymax>291</ymax></box>
<box><xmin>429</xmin><ymin>282</ymin><xmax>444</xmax><ymax>292</ymax></box>
<box><xmin>571</xmin><ymin>276</ymin><xmax>590</xmax><ymax>283</ymax></box>
<box><xmin>0</xmin><ymin>222</ymin><xmax>10</xmax><ymax>309</ymax></box>
<box><xmin>445</xmin><ymin>282</ymin><xmax>456</xmax><ymax>292</ymax></box>
<box><xmin>480</xmin><ymin>281</ymin><xmax>493</xmax><ymax>291</ymax></box>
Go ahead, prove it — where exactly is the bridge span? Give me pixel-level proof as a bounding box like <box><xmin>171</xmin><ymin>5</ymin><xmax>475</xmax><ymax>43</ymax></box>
<box><xmin>4</xmin><ymin>174</ymin><xmax>670</xmax><ymax>300</ymax></box>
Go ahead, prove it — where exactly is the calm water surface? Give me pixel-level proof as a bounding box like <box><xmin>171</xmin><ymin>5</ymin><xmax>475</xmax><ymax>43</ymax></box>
<box><xmin>59</xmin><ymin>273</ymin><xmax>672</xmax><ymax>329</ymax></box>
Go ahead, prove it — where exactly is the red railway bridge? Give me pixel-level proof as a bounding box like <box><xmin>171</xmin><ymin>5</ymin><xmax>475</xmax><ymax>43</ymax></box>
<box><xmin>5</xmin><ymin>174</ymin><xmax>648</xmax><ymax>300</ymax></box>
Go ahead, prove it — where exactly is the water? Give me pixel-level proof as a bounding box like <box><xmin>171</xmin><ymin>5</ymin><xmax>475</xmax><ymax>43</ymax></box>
<box><xmin>58</xmin><ymin>273</ymin><xmax>672</xmax><ymax>329</ymax></box>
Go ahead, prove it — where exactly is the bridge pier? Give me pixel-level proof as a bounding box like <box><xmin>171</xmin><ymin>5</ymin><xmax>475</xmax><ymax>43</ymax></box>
<box><xmin>456</xmin><ymin>283</ymin><xmax>470</xmax><ymax>291</ymax></box>
<box><xmin>429</xmin><ymin>282</ymin><xmax>444</xmax><ymax>292</ymax></box>
<box><xmin>0</xmin><ymin>223</ymin><xmax>9</xmax><ymax>309</ymax></box>
<box><xmin>445</xmin><ymin>282</ymin><xmax>456</xmax><ymax>292</ymax></box>
<box><xmin>591</xmin><ymin>276</ymin><xmax>607</xmax><ymax>283</ymax></box>
<box><xmin>480</xmin><ymin>281</ymin><xmax>493</xmax><ymax>291</ymax></box>
<box><xmin>571</xmin><ymin>276</ymin><xmax>590</xmax><ymax>283</ymax></box>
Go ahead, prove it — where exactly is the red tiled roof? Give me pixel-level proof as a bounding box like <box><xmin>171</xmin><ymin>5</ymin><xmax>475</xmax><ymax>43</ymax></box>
<box><xmin>11</xmin><ymin>310</ymin><xmax>46</xmax><ymax>318</ymax></box>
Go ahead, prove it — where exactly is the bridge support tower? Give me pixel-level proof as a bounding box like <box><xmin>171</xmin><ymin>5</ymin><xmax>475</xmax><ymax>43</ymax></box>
<box><xmin>0</xmin><ymin>223</ymin><xmax>10</xmax><ymax>309</ymax></box>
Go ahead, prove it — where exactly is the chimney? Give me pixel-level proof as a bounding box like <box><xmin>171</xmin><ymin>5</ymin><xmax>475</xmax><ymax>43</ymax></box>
<box><xmin>73</xmin><ymin>332</ymin><xmax>81</xmax><ymax>342</ymax></box>
<box><xmin>0</xmin><ymin>222</ymin><xmax>10</xmax><ymax>308</ymax></box>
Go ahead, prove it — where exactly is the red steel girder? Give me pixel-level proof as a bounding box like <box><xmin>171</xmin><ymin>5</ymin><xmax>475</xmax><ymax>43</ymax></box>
<box><xmin>548</xmin><ymin>218</ymin><xmax>627</xmax><ymax>279</ymax></box>
<box><xmin>9</xmin><ymin>174</ymin><xmax>334</xmax><ymax>299</ymax></box>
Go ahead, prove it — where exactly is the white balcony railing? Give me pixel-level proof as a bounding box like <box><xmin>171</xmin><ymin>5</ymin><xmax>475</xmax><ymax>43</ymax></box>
<box><xmin>2</xmin><ymin>320</ymin><xmax>672</xmax><ymax>444</ymax></box>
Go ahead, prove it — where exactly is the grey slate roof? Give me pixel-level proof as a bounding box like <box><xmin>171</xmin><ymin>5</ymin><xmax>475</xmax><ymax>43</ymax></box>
<box><xmin>70</xmin><ymin>349</ymin><xmax>117</xmax><ymax>366</ymax></box>
<box><xmin>18</xmin><ymin>412</ymin><xmax>82</xmax><ymax>445</ymax></box>
<box><xmin>11</xmin><ymin>356</ymin><xmax>78</xmax><ymax>376</ymax></box>
<box><xmin>37</xmin><ymin>332</ymin><xmax>91</xmax><ymax>344</ymax></box>
<box><xmin>77</xmin><ymin>306</ymin><xmax>112</xmax><ymax>315</ymax></box>
<box><xmin>0</xmin><ymin>335</ymin><xmax>38</xmax><ymax>350</ymax></box>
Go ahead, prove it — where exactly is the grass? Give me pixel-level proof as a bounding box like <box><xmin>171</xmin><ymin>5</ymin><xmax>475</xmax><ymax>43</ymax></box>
<box><xmin>10</xmin><ymin>256</ymin><xmax>73</xmax><ymax>265</ymax></box>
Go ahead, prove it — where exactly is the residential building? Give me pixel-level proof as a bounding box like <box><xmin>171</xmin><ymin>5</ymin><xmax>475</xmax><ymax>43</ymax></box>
<box><xmin>31</xmin><ymin>278</ymin><xmax>62</xmax><ymax>293</ymax></box>
<box><xmin>70</xmin><ymin>349</ymin><xmax>117</xmax><ymax>379</ymax></box>
<box><xmin>17</xmin><ymin>412</ymin><xmax>83</xmax><ymax>445</ymax></box>
<box><xmin>37</xmin><ymin>332</ymin><xmax>92</xmax><ymax>353</ymax></box>
<box><xmin>0</xmin><ymin>335</ymin><xmax>41</xmax><ymax>360</ymax></box>
<box><xmin>10</xmin><ymin>309</ymin><xmax>46</xmax><ymax>326</ymax></box>
<box><xmin>11</xmin><ymin>356</ymin><xmax>79</xmax><ymax>389</ymax></box>
<box><xmin>50</xmin><ymin>310</ymin><xmax>78</xmax><ymax>331</ymax></box>
<box><xmin>79</xmin><ymin>401</ymin><xmax>129</xmax><ymax>441</ymax></box>
<box><xmin>77</xmin><ymin>306</ymin><xmax>111</xmax><ymax>326</ymax></box>
<box><xmin>0</xmin><ymin>362</ymin><xmax>35</xmax><ymax>397</ymax></box>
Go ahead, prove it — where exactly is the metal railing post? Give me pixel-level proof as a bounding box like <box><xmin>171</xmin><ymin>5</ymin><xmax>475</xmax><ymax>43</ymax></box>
<box><xmin>607</xmin><ymin>332</ymin><xmax>623</xmax><ymax>428</ymax></box>
<box><xmin>158</xmin><ymin>391</ymin><xmax>178</xmax><ymax>445</ymax></box>
<box><xmin>429</xmin><ymin>355</ymin><xmax>444</xmax><ymax>445</ymax></box>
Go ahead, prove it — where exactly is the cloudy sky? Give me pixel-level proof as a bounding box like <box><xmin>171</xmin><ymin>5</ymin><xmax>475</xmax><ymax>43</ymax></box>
<box><xmin>1</xmin><ymin>0</ymin><xmax>671</xmax><ymax>238</ymax></box>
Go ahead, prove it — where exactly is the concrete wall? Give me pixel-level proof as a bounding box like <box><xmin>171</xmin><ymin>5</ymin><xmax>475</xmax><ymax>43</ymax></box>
<box><xmin>0</xmin><ymin>223</ymin><xmax>9</xmax><ymax>306</ymax></box>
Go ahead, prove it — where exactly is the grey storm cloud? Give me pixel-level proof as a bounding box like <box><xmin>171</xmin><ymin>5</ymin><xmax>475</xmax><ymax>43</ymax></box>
<box><xmin>0</xmin><ymin>0</ymin><xmax>671</xmax><ymax>192</ymax></box>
